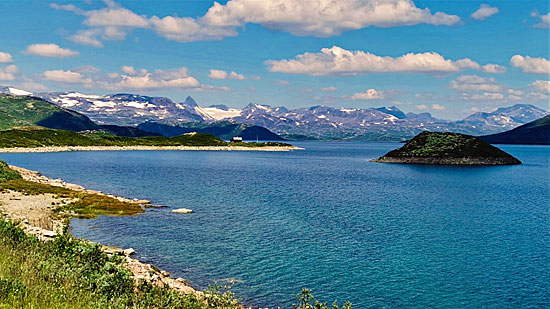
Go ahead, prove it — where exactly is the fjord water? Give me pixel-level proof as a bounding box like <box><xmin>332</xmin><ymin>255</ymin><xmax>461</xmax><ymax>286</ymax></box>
<box><xmin>1</xmin><ymin>142</ymin><xmax>549</xmax><ymax>308</ymax></box>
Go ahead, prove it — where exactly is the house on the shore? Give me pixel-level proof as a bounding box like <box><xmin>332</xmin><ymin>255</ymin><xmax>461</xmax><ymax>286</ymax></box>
<box><xmin>230</xmin><ymin>136</ymin><xmax>243</xmax><ymax>143</ymax></box>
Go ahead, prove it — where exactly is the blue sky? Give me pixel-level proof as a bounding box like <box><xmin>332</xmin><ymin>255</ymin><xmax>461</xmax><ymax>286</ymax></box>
<box><xmin>0</xmin><ymin>0</ymin><xmax>548</xmax><ymax>119</ymax></box>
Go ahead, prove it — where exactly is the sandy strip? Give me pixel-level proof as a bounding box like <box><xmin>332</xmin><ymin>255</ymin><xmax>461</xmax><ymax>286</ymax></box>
<box><xmin>0</xmin><ymin>164</ymin><xmax>197</xmax><ymax>294</ymax></box>
<box><xmin>0</xmin><ymin>145</ymin><xmax>303</xmax><ymax>153</ymax></box>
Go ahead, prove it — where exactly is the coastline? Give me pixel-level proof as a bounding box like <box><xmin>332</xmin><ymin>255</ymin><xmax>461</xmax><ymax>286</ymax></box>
<box><xmin>0</xmin><ymin>164</ymin><xmax>198</xmax><ymax>295</ymax></box>
<box><xmin>0</xmin><ymin>145</ymin><xmax>303</xmax><ymax>153</ymax></box>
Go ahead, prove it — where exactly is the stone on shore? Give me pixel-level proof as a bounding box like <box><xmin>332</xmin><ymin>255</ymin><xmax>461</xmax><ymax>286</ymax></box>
<box><xmin>172</xmin><ymin>208</ymin><xmax>193</xmax><ymax>214</ymax></box>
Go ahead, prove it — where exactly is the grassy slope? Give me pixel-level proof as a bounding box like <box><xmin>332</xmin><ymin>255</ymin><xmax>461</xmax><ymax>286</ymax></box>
<box><xmin>0</xmin><ymin>127</ymin><xmax>291</xmax><ymax>148</ymax></box>
<box><xmin>0</xmin><ymin>95</ymin><xmax>99</xmax><ymax>131</ymax></box>
<box><xmin>480</xmin><ymin>115</ymin><xmax>550</xmax><ymax>145</ymax></box>
<box><xmin>0</xmin><ymin>218</ymin><xmax>241</xmax><ymax>308</ymax></box>
<box><xmin>384</xmin><ymin>131</ymin><xmax>516</xmax><ymax>158</ymax></box>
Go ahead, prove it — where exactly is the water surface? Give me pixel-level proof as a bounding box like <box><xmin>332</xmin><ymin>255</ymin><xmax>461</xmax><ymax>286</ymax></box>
<box><xmin>1</xmin><ymin>142</ymin><xmax>548</xmax><ymax>308</ymax></box>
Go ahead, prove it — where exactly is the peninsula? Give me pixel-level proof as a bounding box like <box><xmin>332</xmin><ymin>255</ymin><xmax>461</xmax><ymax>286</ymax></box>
<box><xmin>372</xmin><ymin>131</ymin><xmax>522</xmax><ymax>165</ymax></box>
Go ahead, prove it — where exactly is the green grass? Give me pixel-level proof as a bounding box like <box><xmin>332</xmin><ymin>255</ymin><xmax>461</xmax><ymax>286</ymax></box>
<box><xmin>0</xmin><ymin>216</ymin><xmax>241</xmax><ymax>308</ymax></box>
<box><xmin>0</xmin><ymin>127</ymin><xmax>292</xmax><ymax>148</ymax></box>
<box><xmin>384</xmin><ymin>131</ymin><xmax>515</xmax><ymax>158</ymax></box>
<box><xmin>0</xmin><ymin>95</ymin><xmax>98</xmax><ymax>131</ymax></box>
<box><xmin>0</xmin><ymin>160</ymin><xmax>143</xmax><ymax>218</ymax></box>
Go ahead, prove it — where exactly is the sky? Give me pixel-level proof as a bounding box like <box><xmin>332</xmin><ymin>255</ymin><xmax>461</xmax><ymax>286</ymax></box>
<box><xmin>0</xmin><ymin>0</ymin><xmax>549</xmax><ymax>119</ymax></box>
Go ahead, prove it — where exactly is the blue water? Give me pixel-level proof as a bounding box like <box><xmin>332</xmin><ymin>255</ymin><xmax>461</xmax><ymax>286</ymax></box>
<box><xmin>1</xmin><ymin>142</ymin><xmax>549</xmax><ymax>308</ymax></box>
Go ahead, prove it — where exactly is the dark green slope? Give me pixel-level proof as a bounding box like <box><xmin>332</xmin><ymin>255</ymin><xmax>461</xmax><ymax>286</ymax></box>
<box><xmin>0</xmin><ymin>95</ymin><xmax>99</xmax><ymax>131</ymax></box>
<box><xmin>480</xmin><ymin>115</ymin><xmax>550</xmax><ymax>145</ymax></box>
<box><xmin>137</xmin><ymin>121</ymin><xmax>285</xmax><ymax>140</ymax></box>
<box><xmin>373</xmin><ymin>131</ymin><xmax>521</xmax><ymax>165</ymax></box>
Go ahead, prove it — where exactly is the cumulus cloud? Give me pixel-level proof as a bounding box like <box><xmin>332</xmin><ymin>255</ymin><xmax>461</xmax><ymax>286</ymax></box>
<box><xmin>449</xmin><ymin>75</ymin><xmax>503</xmax><ymax>92</ymax></box>
<box><xmin>277</xmin><ymin>80</ymin><xmax>290</xmax><ymax>86</ymax></box>
<box><xmin>43</xmin><ymin>70</ymin><xmax>88</xmax><ymax>83</ymax></box>
<box><xmin>0</xmin><ymin>65</ymin><xmax>18</xmax><ymax>81</ymax></box>
<box><xmin>322</xmin><ymin>86</ymin><xmax>338</xmax><ymax>92</ymax></box>
<box><xmin>431</xmin><ymin>104</ymin><xmax>446</xmax><ymax>111</ymax></box>
<box><xmin>202</xmin><ymin>0</ymin><xmax>460</xmax><ymax>37</ymax></box>
<box><xmin>52</xmin><ymin>0</ymin><xmax>460</xmax><ymax>45</ymax></box>
<box><xmin>351</xmin><ymin>89</ymin><xmax>384</xmax><ymax>100</ymax></box>
<box><xmin>415</xmin><ymin>104</ymin><xmax>428</xmax><ymax>110</ymax></box>
<box><xmin>529</xmin><ymin>80</ymin><xmax>550</xmax><ymax>92</ymax></box>
<box><xmin>40</xmin><ymin>66</ymin><xmax>227</xmax><ymax>92</ymax></box>
<box><xmin>229</xmin><ymin>71</ymin><xmax>245</xmax><ymax>80</ymax></box>
<box><xmin>266</xmin><ymin>46</ymin><xmax>504</xmax><ymax>76</ymax></box>
<box><xmin>0</xmin><ymin>52</ymin><xmax>13</xmax><ymax>63</ymax></box>
<box><xmin>471</xmin><ymin>4</ymin><xmax>499</xmax><ymax>21</ymax></box>
<box><xmin>510</xmin><ymin>55</ymin><xmax>550</xmax><ymax>74</ymax></box>
<box><xmin>208</xmin><ymin>69</ymin><xmax>228</xmax><ymax>79</ymax></box>
<box><xmin>25</xmin><ymin>44</ymin><xmax>79</xmax><ymax>58</ymax></box>
<box><xmin>531</xmin><ymin>10</ymin><xmax>550</xmax><ymax>28</ymax></box>
<box><xmin>207</xmin><ymin>69</ymin><xmax>246</xmax><ymax>80</ymax></box>
<box><xmin>469</xmin><ymin>92</ymin><xmax>505</xmax><ymax>101</ymax></box>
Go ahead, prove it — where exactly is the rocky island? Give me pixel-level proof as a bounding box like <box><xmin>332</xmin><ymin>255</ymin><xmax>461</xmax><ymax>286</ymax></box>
<box><xmin>372</xmin><ymin>131</ymin><xmax>522</xmax><ymax>165</ymax></box>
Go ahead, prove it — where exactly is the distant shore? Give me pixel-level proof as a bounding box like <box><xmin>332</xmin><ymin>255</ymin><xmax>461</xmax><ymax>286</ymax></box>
<box><xmin>0</xmin><ymin>145</ymin><xmax>303</xmax><ymax>153</ymax></box>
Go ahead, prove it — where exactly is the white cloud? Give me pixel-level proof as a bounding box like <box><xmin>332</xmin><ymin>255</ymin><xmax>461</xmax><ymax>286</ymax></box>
<box><xmin>0</xmin><ymin>65</ymin><xmax>18</xmax><ymax>81</ymax></box>
<box><xmin>431</xmin><ymin>104</ymin><xmax>446</xmax><ymax>111</ymax></box>
<box><xmin>43</xmin><ymin>70</ymin><xmax>87</xmax><ymax>83</ymax></box>
<box><xmin>121</xmin><ymin>65</ymin><xmax>137</xmax><ymax>75</ymax></box>
<box><xmin>469</xmin><ymin>92</ymin><xmax>505</xmax><ymax>101</ymax></box>
<box><xmin>277</xmin><ymin>80</ymin><xmax>290</xmax><ymax>86</ymax></box>
<box><xmin>20</xmin><ymin>81</ymin><xmax>48</xmax><ymax>91</ymax></box>
<box><xmin>471</xmin><ymin>4</ymin><xmax>499</xmax><ymax>21</ymax></box>
<box><xmin>202</xmin><ymin>0</ymin><xmax>459</xmax><ymax>37</ymax></box>
<box><xmin>25</xmin><ymin>44</ymin><xmax>79</xmax><ymax>58</ymax></box>
<box><xmin>322</xmin><ymin>86</ymin><xmax>338</xmax><ymax>92</ymax></box>
<box><xmin>69</xmin><ymin>29</ymin><xmax>104</xmax><ymax>47</ymax></box>
<box><xmin>40</xmin><ymin>66</ymin><xmax>227</xmax><ymax>92</ymax></box>
<box><xmin>449</xmin><ymin>75</ymin><xmax>503</xmax><ymax>92</ymax></box>
<box><xmin>510</xmin><ymin>55</ymin><xmax>550</xmax><ymax>74</ymax></box>
<box><xmin>229</xmin><ymin>71</ymin><xmax>245</xmax><ymax>80</ymax></box>
<box><xmin>531</xmin><ymin>10</ymin><xmax>550</xmax><ymax>28</ymax></box>
<box><xmin>351</xmin><ymin>89</ymin><xmax>384</xmax><ymax>100</ymax></box>
<box><xmin>266</xmin><ymin>46</ymin><xmax>503</xmax><ymax>76</ymax></box>
<box><xmin>415</xmin><ymin>104</ymin><xmax>428</xmax><ymax>110</ymax></box>
<box><xmin>52</xmin><ymin>0</ymin><xmax>459</xmax><ymax>45</ymax></box>
<box><xmin>0</xmin><ymin>52</ymin><xmax>13</xmax><ymax>63</ymax></box>
<box><xmin>208</xmin><ymin>69</ymin><xmax>228</xmax><ymax>79</ymax></box>
<box><xmin>529</xmin><ymin>80</ymin><xmax>550</xmax><ymax>92</ymax></box>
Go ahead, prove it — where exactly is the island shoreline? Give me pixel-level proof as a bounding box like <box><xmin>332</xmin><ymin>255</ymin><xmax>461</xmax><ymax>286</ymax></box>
<box><xmin>0</xmin><ymin>145</ymin><xmax>303</xmax><ymax>153</ymax></box>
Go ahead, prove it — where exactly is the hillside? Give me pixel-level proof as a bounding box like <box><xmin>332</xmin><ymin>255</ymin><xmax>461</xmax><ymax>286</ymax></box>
<box><xmin>0</xmin><ymin>127</ymin><xmax>225</xmax><ymax>148</ymax></box>
<box><xmin>0</xmin><ymin>127</ymin><xmax>292</xmax><ymax>149</ymax></box>
<box><xmin>479</xmin><ymin>115</ymin><xmax>550</xmax><ymax>145</ymax></box>
<box><xmin>0</xmin><ymin>95</ymin><xmax>99</xmax><ymax>131</ymax></box>
<box><xmin>372</xmin><ymin>131</ymin><xmax>521</xmax><ymax>165</ymax></box>
<box><xmin>137</xmin><ymin>121</ymin><xmax>285</xmax><ymax>140</ymax></box>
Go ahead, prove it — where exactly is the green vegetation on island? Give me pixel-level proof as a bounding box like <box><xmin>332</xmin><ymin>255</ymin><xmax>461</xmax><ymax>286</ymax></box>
<box><xmin>372</xmin><ymin>131</ymin><xmax>521</xmax><ymax>165</ymax></box>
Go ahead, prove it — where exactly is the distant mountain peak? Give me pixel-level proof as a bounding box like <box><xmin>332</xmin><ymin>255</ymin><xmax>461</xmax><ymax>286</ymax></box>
<box><xmin>0</xmin><ymin>86</ymin><xmax>33</xmax><ymax>96</ymax></box>
<box><xmin>183</xmin><ymin>96</ymin><xmax>198</xmax><ymax>106</ymax></box>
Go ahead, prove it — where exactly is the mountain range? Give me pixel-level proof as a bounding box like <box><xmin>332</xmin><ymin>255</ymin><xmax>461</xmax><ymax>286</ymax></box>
<box><xmin>480</xmin><ymin>115</ymin><xmax>550</xmax><ymax>145</ymax></box>
<box><xmin>2</xmin><ymin>86</ymin><xmax>548</xmax><ymax>141</ymax></box>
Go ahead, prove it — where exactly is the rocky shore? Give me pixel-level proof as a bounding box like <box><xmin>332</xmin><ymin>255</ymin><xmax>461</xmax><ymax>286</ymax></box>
<box><xmin>0</xmin><ymin>165</ymin><xmax>198</xmax><ymax>295</ymax></box>
<box><xmin>0</xmin><ymin>145</ymin><xmax>302</xmax><ymax>153</ymax></box>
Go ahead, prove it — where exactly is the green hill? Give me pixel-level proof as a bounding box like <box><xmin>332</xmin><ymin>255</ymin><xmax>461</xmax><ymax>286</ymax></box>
<box><xmin>372</xmin><ymin>131</ymin><xmax>521</xmax><ymax>165</ymax></box>
<box><xmin>0</xmin><ymin>95</ymin><xmax>99</xmax><ymax>131</ymax></box>
<box><xmin>137</xmin><ymin>121</ymin><xmax>285</xmax><ymax>140</ymax></box>
<box><xmin>0</xmin><ymin>127</ymin><xmax>229</xmax><ymax>148</ymax></box>
<box><xmin>480</xmin><ymin>115</ymin><xmax>550</xmax><ymax>145</ymax></box>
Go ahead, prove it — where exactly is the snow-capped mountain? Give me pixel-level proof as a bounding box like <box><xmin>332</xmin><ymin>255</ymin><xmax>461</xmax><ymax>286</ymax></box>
<box><xmin>0</xmin><ymin>86</ymin><xmax>33</xmax><ymax>96</ymax></box>
<box><xmin>5</xmin><ymin>87</ymin><xmax>547</xmax><ymax>140</ymax></box>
